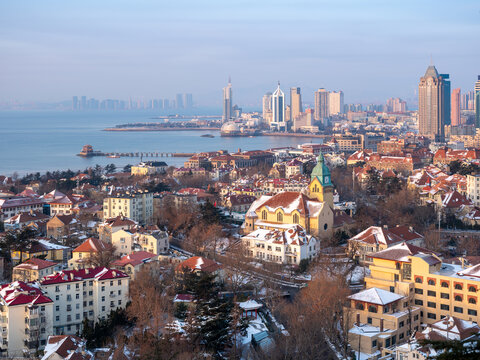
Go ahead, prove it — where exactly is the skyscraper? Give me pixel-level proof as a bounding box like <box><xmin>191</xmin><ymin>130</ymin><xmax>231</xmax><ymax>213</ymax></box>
<box><xmin>81</xmin><ymin>96</ymin><xmax>87</xmax><ymax>110</ymax></box>
<box><xmin>262</xmin><ymin>92</ymin><xmax>273</xmax><ymax>125</ymax></box>
<box><xmin>451</xmin><ymin>88</ymin><xmax>461</xmax><ymax>126</ymax></box>
<box><xmin>176</xmin><ymin>94</ymin><xmax>184</xmax><ymax>109</ymax></box>
<box><xmin>418</xmin><ymin>64</ymin><xmax>448</xmax><ymax>142</ymax></box>
<box><xmin>72</xmin><ymin>96</ymin><xmax>78</xmax><ymax>111</ymax></box>
<box><xmin>328</xmin><ymin>91</ymin><xmax>344</xmax><ymax>115</ymax></box>
<box><xmin>272</xmin><ymin>82</ymin><xmax>286</xmax><ymax>131</ymax></box>
<box><xmin>222</xmin><ymin>78</ymin><xmax>233</xmax><ymax>123</ymax></box>
<box><xmin>475</xmin><ymin>76</ymin><xmax>480</xmax><ymax>128</ymax></box>
<box><xmin>290</xmin><ymin>87</ymin><xmax>302</xmax><ymax>122</ymax></box>
<box><xmin>440</xmin><ymin>73</ymin><xmax>451</xmax><ymax>125</ymax></box>
<box><xmin>184</xmin><ymin>94</ymin><xmax>193</xmax><ymax>109</ymax></box>
<box><xmin>314</xmin><ymin>88</ymin><xmax>329</xmax><ymax>121</ymax></box>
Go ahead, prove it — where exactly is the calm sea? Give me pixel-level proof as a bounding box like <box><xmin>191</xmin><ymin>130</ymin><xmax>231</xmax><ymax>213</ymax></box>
<box><xmin>0</xmin><ymin>110</ymin><xmax>322</xmax><ymax>176</ymax></box>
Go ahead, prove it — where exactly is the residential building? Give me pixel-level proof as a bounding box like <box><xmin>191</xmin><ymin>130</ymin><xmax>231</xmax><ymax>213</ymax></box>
<box><xmin>290</xmin><ymin>87</ymin><xmax>302</xmax><ymax>122</ymax></box>
<box><xmin>176</xmin><ymin>256</ymin><xmax>223</xmax><ymax>279</ymax></box>
<box><xmin>418</xmin><ymin>64</ymin><xmax>448</xmax><ymax>141</ymax></box>
<box><xmin>131</xmin><ymin>161</ymin><xmax>168</xmax><ymax>176</ymax></box>
<box><xmin>47</xmin><ymin>215</ymin><xmax>77</xmax><ymax>240</ymax></box>
<box><xmin>11</xmin><ymin>239</ymin><xmax>71</xmax><ymax>265</ymax></box>
<box><xmin>262</xmin><ymin>92</ymin><xmax>273</xmax><ymax>125</ymax></box>
<box><xmin>0</xmin><ymin>282</ymin><xmax>54</xmax><ymax>357</ymax></box>
<box><xmin>112</xmin><ymin>229</ymin><xmax>169</xmax><ymax>257</ymax></box>
<box><xmin>111</xmin><ymin>229</ymin><xmax>135</xmax><ymax>257</ymax></box>
<box><xmin>111</xmin><ymin>251</ymin><xmax>158</xmax><ymax>279</ymax></box>
<box><xmin>271</xmin><ymin>83</ymin><xmax>286</xmax><ymax>131</ymax></box>
<box><xmin>333</xmin><ymin>134</ymin><xmax>364</xmax><ymax>152</ymax></box>
<box><xmin>242</xmin><ymin>224</ymin><xmax>319</xmax><ymax>265</ymax></box>
<box><xmin>285</xmin><ymin>159</ymin><xmax>304</xmax><ymax>178</ymax></box>
<box><xmin>328</xmin><ymin>91</ymin><xmax>344</xmax><ymax>115</ymax></box>
<box><xmin>476</xmin><ymin>76</ymin><xmax>480</xmax><ymax>128</ymax></box>
<box><xmin>68</xmin><ymin>238</ymin><xmax>107</xmax><ymax>270</ymax></box>
<box><xmin>103</xmin><ymin>190</ymin><xmax>153</xmax><ymax>225</ymax></box>
<box><xmin>314</xmin><ymin>88</ymin><xmax>329</xmax><ymax>121</ymax></box>
<box><xmin>97</xmin><ymin>215</ymin><xmax>137</xmax><ymax>243</ymax></box>
<box><xmin>222</xmin><ymin>78</ymin><xmax>233</xmax><ymax>123</ymax></box>
<box><xmin>42</xmin><ymin>335</ymin><xmax>93</xmax><ymax>360</ymax></box>
<box><xmin>49</xmin><ymin>195</ymin><xmax>81</xmax><ymax>216</ymax></box>
<box><xmin>0</xmin><ymin>196</ymin><xmax>44</xmax><ymax>219</ymax></box>
<box><xmin>451</xmin><ymin>88</ymin><xmax>461</xmax><ymax>126</ymax></box>
<box><xmin>4</xmin><ymin>210</ymin><xmax>49</xmax><ymax>232</ymax></box>
<box><xmin>467</xmin><ymin>173</ymin><xmax>480</xmax><ymax>207</ymax></box>
<box><xmin>13</xmin><ymin>258</ymin><xmax>61</xmax><ymax>282</ymax></box>
<box><xmin>40</xmin><ymin>267</ymin><xmax>129</xmax><ymax>335</ymax></box>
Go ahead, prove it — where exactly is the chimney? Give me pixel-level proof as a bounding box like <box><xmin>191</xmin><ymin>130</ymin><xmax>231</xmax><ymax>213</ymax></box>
<box><xmin>70</xmin><ymin>273</ymin><xmax>74</xmax><ymax>280</ymax></box>
<box><xmin>356</xmin><ymin>313</ymin><xmax>360</xmax><ymax>326</ymax></box>
<box><xmin>380</xmin><ymin>318</ymin><xmax>384</xmax><ymax>332</ymax></box>
<box><xmin>383</xmin><ymin>224</ymin><xmax>388</xmax><ymax>229</ymax></box>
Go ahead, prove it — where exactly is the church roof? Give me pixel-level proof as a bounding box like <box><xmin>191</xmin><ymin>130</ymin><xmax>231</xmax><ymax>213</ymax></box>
<box><xmin>310</xmin><ymin>152</ymin><xmax>332</xmax><ymax>186</ymax></box>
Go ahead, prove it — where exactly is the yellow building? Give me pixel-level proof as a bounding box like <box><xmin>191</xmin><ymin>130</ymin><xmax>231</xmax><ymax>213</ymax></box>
<box><xmin>244</xmin><ymin>153</ymin><xmax>334</xmax><ymax>239</ymax></box>
<box><xmin>68</xmin><ymin>237</ymin><xmax>106</xmax><ymax>270</ymax></box>
<box><xmin>12</xmin><ymin>257</ymin><xmax>61</xmax><ymax>282</ymax></box>
<box><xmin>103</xmin><ymin>190</ymin><xmax>153</xmax><ymax>225</ymax></box>
<box><xmin>131</xmin><ymin>161</ymin><xmax>168</xmax><ymax>176</ymax></box>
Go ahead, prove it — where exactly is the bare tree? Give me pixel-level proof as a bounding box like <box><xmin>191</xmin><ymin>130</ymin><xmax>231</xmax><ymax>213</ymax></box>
<box><xmin>86</xmin><ymin>242</ymin><xmax>118</xmax><ymax>268</ymax></box>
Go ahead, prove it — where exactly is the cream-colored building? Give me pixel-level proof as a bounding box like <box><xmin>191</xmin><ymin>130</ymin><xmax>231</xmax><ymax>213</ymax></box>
<box><xmin>131</xmin><ymin>161</ymin><xmax>167</xmax><ymax>176</ymax></box>
<box><xmin>112</xmin><ymin>229</ymin><xmax>169</xmax><ymax>257</ymax></box>
<box><xmin>328</xmin><ymin>91</ymin><xmax>344</xmax><ymax>115</ymax></box>
<box><xmin>68</xmin><ymin>238</ymin><xmax>107</xmax><ymax>270</ymax></box>
<box><xmin>466</xmin><ymin>173</ymin><xmax>480</xmax><ymax>207</ymax></box>
<box><xmin>0</xmin><ymin>281</ymin><xmax>54</xmax><ymax>357</ymax></box>
<box><xmin>12</xmin><ymin>258</ymin><xmax>61</xmax><ymax>282</ymax></box>
<box><xmin>112</xmin><ymin>251</ymin><xmax>158</xmax><ymax>279</ymax></box>
<box><xmin>40</xmin><ymin>267</ymin><xmax>129</xmax><ymax>335</ymax></box>
<box><xmin>242</xmin><ymin>224</ymin><xmax>319</xmax><ymax>265</ymax></box>
<box><xmin>111</xmin><ymin>229</ymin><xmax>135</xmax><ymax>257</ymax></box>
<box><xmin>103</xmin><ymin>190</ymin><xmax>153</xmax><ymax>225</ymax></box>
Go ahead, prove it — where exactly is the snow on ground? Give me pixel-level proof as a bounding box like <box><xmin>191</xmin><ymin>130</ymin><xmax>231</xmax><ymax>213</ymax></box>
<box><xmin>241</xmin><ymin>318</ymin><xmax>269</xmax><ymax>345</ymax></box>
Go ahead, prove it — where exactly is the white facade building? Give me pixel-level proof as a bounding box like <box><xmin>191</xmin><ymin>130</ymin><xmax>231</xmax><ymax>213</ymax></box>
<box><xmin>103</xmin><ymin>190</ymin><xmax>153</xmax><ymax>225</ymax></box>
<box><xmin>467</xmin><ymin>173</ymin><xmax>480</xmax><ymax>207</ymax></box>
<box><xmin>328</xmin><ymin>91</ymin><xmax>344</xmax><ymax>115</ymax></box>
<box><xmin>271</xmin><ymin>83</ymin><xmax>286</xmax><ymax>131</ymax></box>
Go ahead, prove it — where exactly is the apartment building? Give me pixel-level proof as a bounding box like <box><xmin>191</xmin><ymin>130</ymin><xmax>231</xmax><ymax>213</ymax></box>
<box><xmin>68</xmin><ymin>238</ymin><xmax>107</xmax><ymax>270</ymax></box>
<box><xmin>131</xmin><ymin>161</ymin><xmax>167</xmax><ymax>176</ymax></box>
<box><xmin>112</xmin><ymin>229</ymin><xmax>169</xmax><ymax>257</ymax></box>
<box><xmin>0</xmin><ymin>282</ymin><xmax>54</xmax><ymax>357</ymax></box>
<box><xmin>103</xmin><ymin>190</ymin><xmax>153</xmax><ymax>225</ymax></box>
<box><xmin>0</xmin><ymin>197</ymin><xmax>44</xmax><ymax>220</ymax></box>
<box><xmin>466</xmin><ymin>173</ymin><xmax>480</xmax><ymax>207</ymax></box>
<box><xmin>12</xmin><ymin>258</ymin><xmax>61</xmax><ymax>282</ymax></box>
<box><xmin>40</xmin><ymin>267</ymin><xmax>129</xmax><ymax>335</ymax></box>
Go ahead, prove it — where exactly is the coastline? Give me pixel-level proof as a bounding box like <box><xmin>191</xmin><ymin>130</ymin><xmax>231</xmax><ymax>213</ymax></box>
<box><xmin>103</xmin><ymin>127</ymin><xmax>221</xmax><ymax>131</ymax></box>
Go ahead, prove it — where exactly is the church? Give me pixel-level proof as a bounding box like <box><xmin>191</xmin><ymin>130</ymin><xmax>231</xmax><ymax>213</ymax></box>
<box><xmin>244</xmin><ymin>153</ymin><xmax>335</xmax><ymax>239</ymax></box>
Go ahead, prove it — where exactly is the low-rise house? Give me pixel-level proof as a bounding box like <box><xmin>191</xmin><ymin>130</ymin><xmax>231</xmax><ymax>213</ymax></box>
<box><xmin>285</xmin><ymin>159</ymin><xmax>304</xmax><ymax>178</ymax></box>
<box><xmin>224</xmin><ymin>194</ymin><xmax>257</xmax><ymax>213</ymax></box>
<box><xmin>41</xmin><ymin>335</ymin><xmax>93</xmax><ymax>360</ymax></box>
<box><xmin>131</xmin><ymin>161</ymin><xmax>168</xmax><ymax>176</ymax></box>
<box><xmin>111</xmin><ymin>229</ymin><xmax>135</xmax><ymax>257</ymax></box>
<box><xmin>40</xmin><ymin>267</ymin><xmax>129</xmax><ymax>335</ymax></box>
<box><xmin>111</xmin><ymin>251</ymin><xmax>158</xmax><ymax>279</ymax></box>
<box><xmin>68</xmin><ymin>238</ymin><xmax>106</xmax><ymax>270</ymax></box>
<box><xmin>173</xmin><ymin>167</ymin><xmax>207</xmax><ymax>178</ymax></box>
<box><xmin>0</xmin><ymin>196</ymin><xmax>45</xmax><ymax>220</ymax></box>
<box><xmin>4</xmin><ymin>210</ymin><xmax>50</xmax><ymax>233</ymax></box>
<box><xmin>0</xmin><ymin>281</ymin><xmax>54</xmax><ymax>357</ymax></box>
<box><xmin>11</xmin><ymin>239</ymin><xmax>71</xmax><ymax>265</ymax></box>
<box><xmin>49</xmin><ymin>195</ymin><xmax>82</xmax><ymax>216</ymax></box>
<box><xmin>97</xmin><ymin>215</ymin><xmax>137</xmax><ymax>242</ymax></box>
<box><xmin>242</xmin><ymin>224</ymin><xmax>319</xmax><ymax>265</ymax></box>
<box><xmin>12</xmin><ymin>258</ymin><xmax>61</xmax><ymax>282</ymax></box>
<box><xmin>176</xmin><ymin>256</ymin><xmax>224</xmax><ymax>280</ymax></box>
<box><xmin>112</xmin><ymin>229</ymin><xmax>169</xmax><ymax>257</ymax></box>
<box><xmin>47</xmin><ymin>214</ymin><xmax>77</xmax><ymax>240</ymax></box>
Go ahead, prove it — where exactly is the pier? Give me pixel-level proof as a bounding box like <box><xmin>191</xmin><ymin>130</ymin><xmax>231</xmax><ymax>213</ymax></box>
<box><xmin>77</xmin><ymin>145</ymin><xmax>195</xmax><ymax>158</ymax></box>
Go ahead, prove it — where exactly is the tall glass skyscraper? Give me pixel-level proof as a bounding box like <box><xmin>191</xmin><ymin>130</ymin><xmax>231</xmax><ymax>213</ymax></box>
<box><xmin>475</xmin><ymin>76</ymin><xmax>480</xmax><ymax>128</ymax></box>
<box><xmin>222</xmin><ymin>78</ymin><xmax>232</xmax><ymax>123</ymax></box>
<box><xmin>272</xmin><ymin>82</ymin><xmax>286</xmax><ymax>131</ymax></box>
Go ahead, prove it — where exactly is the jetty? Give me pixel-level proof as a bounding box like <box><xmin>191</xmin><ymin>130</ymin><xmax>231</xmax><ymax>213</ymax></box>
<box><xmin>77</xmin><ymin>145</ymin><xmax>194</xmax><ymax>158</ymax></box>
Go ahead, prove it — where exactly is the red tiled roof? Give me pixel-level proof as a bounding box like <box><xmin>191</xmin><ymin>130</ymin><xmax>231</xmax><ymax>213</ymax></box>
<box><xmin>176</xmin><ymin>256</ymin><xmax>221</xmax><ymax>273</ymax></box>
<box><xmin>0</xmin><ymin>281</ymin><xmax>53</xmax><ymax>306</ymax></box>
<box><xmin>73</xmin><ymin>238</ymin><xmax>106</xmax><ymax>253</ymax></box>
<box><xmin>15</xmin><ymin>257</ymin><xmax>57</xmax><ymax>270</ymax></box>
<box><xmin>112</xmin><ymin>251</ymin><xmax>157</xmax><ymax>267</ymax></box>
<box><xmin>40</xmin><ymin>267</ymin><xmax>128</xmax><ymax>285</ymax></box>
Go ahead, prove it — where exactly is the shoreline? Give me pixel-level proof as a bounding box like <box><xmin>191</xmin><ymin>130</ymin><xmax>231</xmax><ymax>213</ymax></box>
<box><xmin>103</xmin><ymin>127</ymin><xmax>221</xmax><ymax>131</ymax></box>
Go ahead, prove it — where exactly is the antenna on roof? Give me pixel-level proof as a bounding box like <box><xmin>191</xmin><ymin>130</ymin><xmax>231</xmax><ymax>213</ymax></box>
<box><xmin>430</xmin><ymin>54</ymin><xmax>433</xmax><ymax>66</ymax></box>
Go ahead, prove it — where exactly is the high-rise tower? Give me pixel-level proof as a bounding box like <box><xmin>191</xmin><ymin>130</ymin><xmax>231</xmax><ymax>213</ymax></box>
<box><xmin>314</xmin><ymin>88</ymin><xmax>329</xmax><ymax>121</ymax></box>
<box><xmin>475</xmin><ymin>76</ymin><xmax>480</xmax><ymax>128</ymax></box>
<box><xmin>290</xmin><ymin>87</ymin><xmax>302</xmax><ymax>122</ymax></box>
<box><xmin>418</xmin><ymin>65</ymin><xmax>447</xmax><ymax>142</ymax></box>
<box><xmin>262</xmin><ymin>92</ymin><xmax>273</xmax><ymax>125</ymax></box>
<box><xmin>272</xmin><ymin>82</ymin><xmax>286</xmax><ymax>131</ymax></box>
<box><xmin>222</xmin><ymin>78</ymin><xmax>233</xmax><ymax>123</ymax></box>
<box><xmin>328</xmin><ymin>91</ymin><xmax>344</xmax><ymax>115</ymax></box>
<box><xmin>451</xmin><ymin>88</ymin><xmax>461</xmax><ymax>126</ymax></box>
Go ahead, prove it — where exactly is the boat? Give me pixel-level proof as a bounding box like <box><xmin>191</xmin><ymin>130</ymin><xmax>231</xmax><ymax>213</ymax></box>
<box><xmin>201</xmin><ymin>134</ymin><xmax>215</xmax><ymax>138</ymax></box>
<box><xmin>107</xmin><ymin>155</ymin><xmax>120</xmax><ymax>158</ymax></box>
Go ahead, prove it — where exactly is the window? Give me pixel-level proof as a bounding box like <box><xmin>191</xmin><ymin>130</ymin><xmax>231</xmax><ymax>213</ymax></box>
<box><xmin>469</xmin><ymin>286</ymin><xmax>477</xmax><ymax>293</ymax></box>
<box><xmin>415</xmin><ymin>277</ymin><xmax>423</xmax><ymax>284</ymax></box>
<box><xmin>368</xmin><ymin>305</ymin><xmax>377</xmax><ymax>313</ymax></box>
<box><xmin>383</xmin><ymin>305</ymin><xmax>389</xmax><ymax>313</ymax></box>
<box><xmin>55</xmin><ymin>316</ymin><xmax>59</xmax><ymax>321</ymax></box>
<box><xmin>441</xmin><ymin>282</ymin><xmax>449</xmax><ymax>288</ymax></box>
<box><xmin>415</xmin><ymin>299</ymin><xmax>423</xmax><ymax>306</ymax></box>
<box><xmin>101</xmin><ymin>286</ymin><xmax>105</xmax><ymax>292</ymax></box>
<box><xmin>55</xmin><ymin>295</ymin><xmax>59</xmax><ymax>301</ymax></box>
<box><xmin>469</xmin><ymin>298</ymin><xmax>477</xmax><ymax>304</ymax></box>
<box><xmin>415</xmin><ymin>288</ymin><xmax>423</xmax><ymax>295</ymax></box>
<box><xmin>385</xmin><ymin>338</ymin><xmax>390</xmax><ymax>347</ymax></box>
<box><xmin>455</xmin><ymin>295</ymin><xmax>463</xmax><ymax>302</ymax></box>
<box><xmin>55</xmin><ymin>286</ymin><xmax>60</xmax><ymax>292</ymax></box>
<box><xmin>414</xmin><ymin>315</ymin><xmax>419</xmax><ymax>321</ymax></box>
<box><xmin>76</xmin><ymin>283</ymin><xmax>80</xmax><ymax>290</ymax></box>
<box><xmin>427</xmin><ymin>313</ymin><xmax>436</xmax><ymax>319</ymax></box>
<box><xmin>276</xmin><ymin>212</ymin><xmax>283</xmax><ymax>222</ymax></box>
<box><xmin>441</xmin><ymin>293</ymin><xmax>450</xmax><ymax>299</ymax></box>
<box><xmin>101</xmin><ymin>296</ymin><xmax>105</xmax><ymax>302</ymax></box>
<box><xmin>262</xmin><ymin>210</ymin><xmax>267</xmax><ymax>220</ymax></box>
<box><xmin>356</xmin><ymin>303</ymin><xmax>364</xmax><ymax>310</ymax></box>
<box><xmin>372</xmin><ymin>340</ymin><xmax>377</xmax><ymax>348</ymax></box>
<box><xmin>441</xmin><ymin>304</ymin><xmax>450</xmax><ymax>311</ymax></box>
<box><xmin>399</xmin><ymin>321</ymin><xmax>404</xmax><ymax>328</ymax></box>
<box><xmin>67</xmin><ymin>315</ymin><xmax>71</xmax><ymax>322</ymax></box>
<box><xmin>76</xmin><ymin>294</ymin><xmax>80</xmax><ymax>299</ymax></box>
<box><xmin>427</xmin><ymin>302</ymin><xmax>436</xmax><ymax>308</ymax></box>
<box><xmin>67</xmin><ymin>285</ymin><xmax>71</xmax><ymax>290</ymax></box>
<box><xmin>110</xmin><ymin>281</ymin><xmax>113</xmax><ymax>286</ymax></box>
<box><xmin>67</xmin><ymin>295</ymin><xmax>71</xmax><ymax>301</ymax></box>
<box><xmin>293</xmin><ymin>214</ymin><xmax>299</xmax><ymax>224</ymax></box>
<box><xmin>428</xmin><ymin>290</ymin><xmax>436</xmax><ymax>297</ymax></box>
<box><xmin>455</xmin><ymin>283</ymin><xmax>463</xmax><ymax>290</ymax></box>
<box><xmin>101</xmin><ymin>306</ymin><xmax>105</xmax><ymax>312</ymax></box>
<box><xmin>454</xmin><ymin>306</ymin><xmax>463</xmax><ymax>314</ymax></box>
<box><xmin>89</xmin><ymin>291</ymin><xmax>93</xmax><ymax>296</ymax></box>
<box><xmin>55</xmin><ymin>306</ymin><xmax>59</xmax><ymax>311</ymax></box>
<box><xmin>399</xmin><ymin>333</ymin><xmax>404</xmax><ymax>340</ymax></box>
<box><xmin>428</xmin><ymin>279</ymin><xmax>435</xmax><ymax>286</ymax></box>
<box><xmin>76</xmin><ymin>314</ymin><xmax>80</xmax><ymax>320</ymax></box>
<box><xmin>468</xmin><ymin>309</ymin><xmax>477</xmax><ymax>316</ymax></box>
<box><xmin>390</xmin><ymin>286</ymin><xmax>395</xmax><ymax>293</ymax></box>
<box><xmin>67</xmin><ymin>305</ymin><xmax>71</xmax><ymax>311</ymax></box>
<box><xmin>89</xmin><ymin>281</ymin><xmax>93</xmax><ymax>286</ymax></box>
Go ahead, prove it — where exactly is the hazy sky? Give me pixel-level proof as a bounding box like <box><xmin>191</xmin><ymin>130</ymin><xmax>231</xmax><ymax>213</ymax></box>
<box><xmin>1</xmin><ymin>0</ymin><xmax>479</xmax><ymax>107</ymax></box>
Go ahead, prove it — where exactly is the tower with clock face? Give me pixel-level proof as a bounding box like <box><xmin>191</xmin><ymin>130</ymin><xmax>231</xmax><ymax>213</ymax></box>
<box><xmin>308</xmin><ymin>152</ymin><xmax>334</xmax><ymax>207</ymax></box>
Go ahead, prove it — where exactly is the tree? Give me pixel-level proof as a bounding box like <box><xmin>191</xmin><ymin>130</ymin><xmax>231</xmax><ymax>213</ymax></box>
<box><xmin>86</xmin><ymin>242</ymin><xmax>117</xmax><ymax>268</ymax></box>
<box><xmin>104</xmin><ymin>163</ymin><xmax>116</xmax><ymax>174</ymax></box>
<box><xmin>200</xmin><ymin>202</ymin><xmax>225</xmax><ymax>225</ymax></box>
<box><xmin>418</xmin><ymin>338</ymin><xmax>480</xmax><ymax>360</ymax></box>
<box><xmin>366</xmin><ymin>168</ymin><xmax>380</xmax><ymax>195</ymax></box>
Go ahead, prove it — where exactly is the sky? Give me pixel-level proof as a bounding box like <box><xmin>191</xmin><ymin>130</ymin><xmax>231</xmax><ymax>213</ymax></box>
<box><xmin>0</xmin><ymin>0</ymin><xmax>479</xmax><ymax>107</ymax></box>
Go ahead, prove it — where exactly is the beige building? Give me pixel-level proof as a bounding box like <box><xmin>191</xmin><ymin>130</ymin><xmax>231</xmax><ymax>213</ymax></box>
<box><xmin>112</xmin><ymin>251</ymin><xmax>158</xmax><ymax>279</ymax></box>
<box><xmin>290</xmin><ymin>87</ymin><xmax>302</xmax><ymax>122</ymax></box>
<box><xmin>68</xmin><ymin>238</ymin><xmax>106</xmax><ymax>270</ymax></box>
<box><xmin>328</xmin><ymin>91</ymin><xmax>344</xmax><ymax>115</ymax></box>
<box><xmin>40</xmin><ymin>267</ymin><xmax>129</xmax><ymax>335</ymax></box>
<box><xmin>466</xmin><ymin>173</ymin><xmax>480</xmax><ymax>207</ymax></box>
<box><xmin>97</xmin><ymin>215</ymin><xmax>137</xmax><ymax>243</ymax></box>
<box><xmin>0</xmin><ymin>281</ymin><xmax>54</xmax><ymax>357</ymax></box>
<box><xmin>13</xmin><ymin>258</ymin><xmax>61</xmax><ymax>282</ymax></box>
<box><xmin>131</xmin><ymin>161</ymin><xmax>167</xmax><ymax>176</ymax></box>
<box><xmin>112</xmin><ymin>229</ymin><xmax>169</xmax><ymax>257</ymax></box>
<box><xmin>314</xmin><ymin>88</ymin><xmax>329</xmax><ymax>121</ymax></box>
<box><xmin>103</xmin><ymin>190</ymin><xmax>153</xmax><ymax>225</ymax></box>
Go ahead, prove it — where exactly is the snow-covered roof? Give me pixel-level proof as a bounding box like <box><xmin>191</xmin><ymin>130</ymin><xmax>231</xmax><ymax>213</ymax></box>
<box><xmin>348</xmin><ymin>287</ymin><xmax>404</xmax><ymax>305</ymax></box>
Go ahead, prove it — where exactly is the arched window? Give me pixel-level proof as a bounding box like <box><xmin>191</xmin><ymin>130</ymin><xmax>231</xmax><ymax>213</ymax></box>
<box><xmin>469</xmin><ymin>286</ymin><xmax>477</xmax><ymax>293</ymax></box>
<box><xmin>368</xmin><ymin>305</ymin><xmax>377</xmax><ymax>313</ymax></box>
<box><xmin>441</xmin><ymin>282</ymin><xmax>449</xmax><ymax>288</ymax></box>
<box><xmin>356</xmin><ymin>303</ymin><xmax>364</xmax><ymax>310</ymax></box>
<box><xmin>277</xmin><ymin>212</ymin><xmax>283</xmax><ymax>222</ymax></box>
<box><xmin>469</xmin><ymin>298</ymin><xmax>477</xmax><ymax>304</ymax></box>
<box><xmin>324</xmin><ymin>223</ymin><xmax>328</xmax><ymax>230</ymax></box>
<box><xmin>262</xmin><ymin>210</ymin><xmax>267</xmax><ymax>220</ymax></box>
<box><xmin>428</xmin><ymin>279</ymin><xmax>435</xmax><ymax>286</ymax></box>
<box><xmin>293</xmin><ymin>213</ymin><xmax>299</xmax><ymax>224</ymax></box>
<box><xmin>415</xmin><ymin>277</ymin><xmax>423</xmax><ymax>284</ymax></box>
<box><xmin>455</xmin><ymin>284</ymin><xmax>463</xmax><ymax>290</ymax></box>
<box><xmin>455</xmin><ymin>295</ymin><xmax>463</xmax><ymax>302</ymax></box>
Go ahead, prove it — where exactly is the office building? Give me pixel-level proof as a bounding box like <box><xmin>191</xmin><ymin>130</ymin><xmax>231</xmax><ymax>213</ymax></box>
<box><xmin>475</xmin><ymin>76</ymin><xmax>480</xmax><ymax>128</ymax></box>
<box><xmin>80</xmin><ymin>96</ymin><xmax>86</xmax><ymax>110</ymax></box>
<box><xmin>314</xmin><ymin>88</ymin><xmax>329</xmax><ymax>121</ymax></box>
<box><xmin>418</xmin><ymin>64</ymin><xmax>448</xmax><ymax>142</ymax></box>
<box><xmin>271</xmin><ymin>82</ymin><xmax>286</xmax><ymax>131</ymax></box>
<box><xmin>262</xmin><ymin>92</ymin><xmax>273</xmax><ymax>124</ymax></box>
<box><xmin>175</xmin><ymin>94</ymin><xmax>184</xmax><ymax>109</ymax></box>
<box><xmin>72</xmin><ymin>96</ymin><xmax>78</xmax><ymax>111</ymax></box>
<box><xmin>222</xmin><ymin>78</ymin><xmax>233</xmax><ymax>122</ymax></box>
<box><xmin>328</xmin><ymin>91</ymin><xmax>344</xmax><ymax>115</ymax></box>
<box><xmin>451</xmin><ymin>88</ymin><xmax>461</xmax><ymax>126</ymax></box>
<box><xmin>185</xmin><ymin>93</ymin><xmax>193</xmax><ymax>109</ymax></box>
<box><xmin>440</xmin><ymin>73</ymin><xmax>451</xmax><ymax>125</ymax></box>
<box><xmin>290</xmin><ymin>87</ymin><xmax>302</xmax><ymax>122</ymax></box>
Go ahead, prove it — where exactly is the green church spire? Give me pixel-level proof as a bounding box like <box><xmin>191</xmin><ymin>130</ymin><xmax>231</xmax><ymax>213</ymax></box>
<box><xmin>311</xmin><ymin>152</ymin><xmax>332</xmax><ymax>187</ymax></box>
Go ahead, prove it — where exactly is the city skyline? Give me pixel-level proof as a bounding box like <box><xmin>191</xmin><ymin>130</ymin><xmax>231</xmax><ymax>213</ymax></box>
<box><xmin>1</xmin><ymin>1</ymin><xmax>479</xmax><ymax>106</ymax></box>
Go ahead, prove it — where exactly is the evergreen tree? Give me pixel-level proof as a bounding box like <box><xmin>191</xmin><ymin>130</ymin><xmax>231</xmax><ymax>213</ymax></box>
<box><xmin>419</xmin><ymin>338</ymin><xmax>480</xmax><ymax>359</ymax></box>
<box><xmin>366</xmin><ymin>168</ymin><xmax>380</xmax><ymax>195</ymax></box>
<box><xmin>200</xmin><ymin>202</ymin><xmax>225</xmax><ymax>225</ymax></box>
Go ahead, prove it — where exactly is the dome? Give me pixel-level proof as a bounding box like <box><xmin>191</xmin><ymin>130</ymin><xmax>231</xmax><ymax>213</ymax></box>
<box><xmin>221</xmin><ymin>121</ymin><xmax>240</xmax><ymax>133</ymax></box>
